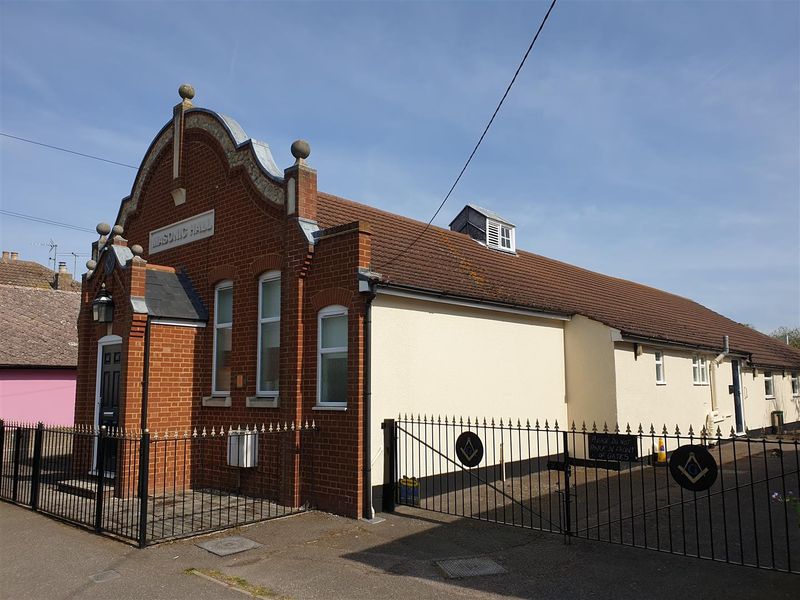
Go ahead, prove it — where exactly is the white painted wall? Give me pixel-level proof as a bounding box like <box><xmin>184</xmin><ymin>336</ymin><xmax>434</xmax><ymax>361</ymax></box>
<box><xmin>564</xmin><ymin>315</ymin><xmax>617</xmax><ymax>429</ymax></box>
<box><xmin>741</xmin><ymin>368</ymin><xmax>800</xmax><ymax>432</ymax></box>
<box><xmin>614</xmin><ymin>344</ymin><xmax>713</xmax><ymax>437</ymax></box>
<box><xmin>370</xmin><ymin>293</ymin><xmax>568</xmax><ymax>484</ymax></box>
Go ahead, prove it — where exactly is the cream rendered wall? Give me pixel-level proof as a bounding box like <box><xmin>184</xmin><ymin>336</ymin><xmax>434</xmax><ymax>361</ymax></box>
<box><xmin>741</xmin><ymin>369</ymin><xmax>800</xmax><ymax>431</ymax></box>
<box><xmin>614</xmin><ymin>345</ymin><xmax>713</xmax><ymax>438</ymax></box>
<box><xmin>563</xmin><ymin>315</ymin><xmax>617</xmax><ymax>429</ymax></box>
<box><xmin>370</xmin><ymin>293</ymin><xmax>567</xmax><ymax>485</ymax></box>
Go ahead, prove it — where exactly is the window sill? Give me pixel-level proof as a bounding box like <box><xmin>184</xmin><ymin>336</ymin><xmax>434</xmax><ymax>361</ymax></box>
<box><xmin>202</xmin><ymin>395</ymin><xmax>231</xmax><ymax>407</ymax></box>
<box><xmin>313</xmin><ymin>404</ymin><xmax>347</xmax><ymax>412</ymax></box>
<box><xmin>656</xmin><ymin>381</ymin><xmax>667</xmax><ymax>386</ymax></box>
<box><xmin>692</xmin><ymin>383</ymin><xmax>709</xmax><ymax>387</ymax></box>
<box><xmin>765</xmin><ymin>396</ymin><xmax>775</xmax><ymax>400</ymax></box>
<box><xmin>246</xmin><ymin>396</ymin><xmax>278</xmax><ymax>408</ymax></box>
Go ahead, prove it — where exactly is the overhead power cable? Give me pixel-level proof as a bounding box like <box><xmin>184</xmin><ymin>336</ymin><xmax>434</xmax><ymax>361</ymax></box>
<box><xmin>0</xmin><ymin>209</ymin><xmax>95</xmax><ymax>234</ymax></box>
<box><xmin>0</xmin><ymin>132</ymin><xmax>138</xmax><ymax>169</ymax></box>
<box><xmin>377</xmin><ymin>0</ymin><xmax>558</xmax><ymax>271</ymax></box>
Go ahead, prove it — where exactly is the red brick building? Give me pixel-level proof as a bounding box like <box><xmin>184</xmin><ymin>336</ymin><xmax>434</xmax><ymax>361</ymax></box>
<box><xmin>75</xmin><ymin>86</ymin><xmax>800</xmax><ymax>522</ymax></box>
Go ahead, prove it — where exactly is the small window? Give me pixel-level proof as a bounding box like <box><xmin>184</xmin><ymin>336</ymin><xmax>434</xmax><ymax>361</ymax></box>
<box><xmin>764</xmin><ymin>371</ymin><xmax>774</xmax><ymax>398</ymax></box>
<box><xmin>486</xmin><ymin>220</ymin><xmax>515</xmax><ymax>253</ymax></box>
<box><xmin>692</xmin><ymin>356</ymin><xmax>708</xmax><ymax>385</ymax></box>
<box><xmin>257</xmin><ymin>272</ymin><xmax>280</xmax><ymax>397</ymax></box>
<box><xmin>792</xmin><ymin>372</ymin><xmax>799</xmax><ymax>396</ymax></box>
<box><xmin>212</xmin><ymin>281</ymin><xmax>233</xmax><ymax>395</ymax></box>
<box><xmin>318</xmin><ymin>305</ymin><xmax>348</xmax><ymax>406</ymax></box>
<box><xmin>654</xmin><ymin>351</ymin><xmax>666</xmax><ymax>384</ymax></box>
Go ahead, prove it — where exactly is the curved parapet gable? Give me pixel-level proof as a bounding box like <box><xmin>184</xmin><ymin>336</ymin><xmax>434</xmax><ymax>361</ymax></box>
<box><xmin>116</xmin><ymin>108</ymin><xmax>285</xmax><ymax>228</ymax></box>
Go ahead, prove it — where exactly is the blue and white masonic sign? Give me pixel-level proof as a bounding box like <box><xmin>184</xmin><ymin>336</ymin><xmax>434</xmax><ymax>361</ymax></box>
<box><xmin>455</xmin><ymin>431</ymin><xmax>484</xmax><ymax>468</ymax></box>
<box><xmin>669</xmin><ymin>444</ymin><xmax>718</xmax><ymax>492</ymax></box>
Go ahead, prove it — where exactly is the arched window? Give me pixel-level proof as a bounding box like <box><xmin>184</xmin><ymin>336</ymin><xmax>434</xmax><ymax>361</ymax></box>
<box><xmin>257</xmin><ymin>271</ymin><xmax>280</xmax><ymax>398</ymax></box>
<box><xmin>317</xmin><ymin>305</ymin><xmax>348</xmax><ymax>407</ymax></box>
<box><xmin>212</xmin><ymin>280</ymin><xmax>233</xmax><ymax>395</ymax></box>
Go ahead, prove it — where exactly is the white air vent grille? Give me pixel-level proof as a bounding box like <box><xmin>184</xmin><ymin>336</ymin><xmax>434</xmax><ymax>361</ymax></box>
<box><xmin>486</xmin><ymin>220</ymin><xmax>500</xmax><ymax>247</ymax></box>
<box><xmin>486</xmin><ymin>219</ymin><xmax>514</xmax><ymax>253</ymax></box>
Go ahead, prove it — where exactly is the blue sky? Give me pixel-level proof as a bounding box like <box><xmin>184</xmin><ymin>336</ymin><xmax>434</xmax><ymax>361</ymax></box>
<box><xmin>1</xmin><ymin>0</ymin><xmax>798</xmax><ymax>333</ymax></box>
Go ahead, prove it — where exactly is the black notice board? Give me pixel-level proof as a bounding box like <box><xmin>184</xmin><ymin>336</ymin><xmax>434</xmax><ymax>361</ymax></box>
<box><xmin>587</xmin><ymin>433</ymin><xmax>638</xmax><ymax>462</ymax></box>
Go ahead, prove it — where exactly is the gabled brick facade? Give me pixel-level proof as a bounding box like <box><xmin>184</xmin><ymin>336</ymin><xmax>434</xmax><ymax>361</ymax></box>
<box><xmin>75</xmin><ymin>107</ymin><xmax>373</xmax><ymax>518</ymax></box>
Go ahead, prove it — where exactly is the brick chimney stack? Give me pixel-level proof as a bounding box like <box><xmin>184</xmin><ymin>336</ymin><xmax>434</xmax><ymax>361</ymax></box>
<box><xmin>1</xmin><ymin>251</ymin><xmax>9</xmax><ymax>262</ymax></box>
<box><xmin>10</xmin><ymin>252</ymin><xmax>18</xmax><ymax>261</ymax></box>
<box><xmin>55</xmin><ymin>261</ymin><xmax>73</xmax><ymax>290</ymax></box>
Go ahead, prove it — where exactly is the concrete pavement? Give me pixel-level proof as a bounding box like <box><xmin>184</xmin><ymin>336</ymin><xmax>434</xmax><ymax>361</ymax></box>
<box><xmin>1</xmin><ymin>501</ymin><xmax>795</xmax><ymax>599</ymax></box>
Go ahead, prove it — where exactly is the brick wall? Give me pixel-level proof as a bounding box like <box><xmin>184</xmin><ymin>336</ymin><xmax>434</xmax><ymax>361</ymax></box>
<box><xmin>75</xmin><ymin>112</ymin><xmax>372</xmax><ymax>518</ymax></box>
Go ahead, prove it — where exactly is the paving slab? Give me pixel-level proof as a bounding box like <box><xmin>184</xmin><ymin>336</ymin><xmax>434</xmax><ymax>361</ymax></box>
<box><xmin>2</xmin><ymin>501</ymin><xmax>797</xmax><ymax>600</ymax></box>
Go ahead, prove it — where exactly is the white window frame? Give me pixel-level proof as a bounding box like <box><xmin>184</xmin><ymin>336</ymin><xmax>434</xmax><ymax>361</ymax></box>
<box><xmin>654</xmin><ymin>351</ymin><xmax>666</xmax><ymax>384</ymax></box>
<box><xmin>211</xmin><ymin>280</ymin><xmax>233</xmax><ymax>397</ymax></box>
<box><xmin>764</xmin><ymin>371</ymin><xmax>775</xmax><ymax>399</ymax></box>
<box><xmin>692</xmin><ymin>355</ymin><xmax>709</xmax><ymax>385</ymax></box>
<box><xmin>792</xmin><ymin>372</ymin><xmax>799</xmax><ymax>397</ymax></box>
<box><xmin>486</xmin><ymin>219</ymin><xmax>515</xmax><ymax>253</ymax></box>
<box><xmin>255</xmin><ymin>271</ymin><xmax>280</xmax><ymax>401</ymax></box>
<box><xmin>316</xmin><ymin>305</ymin><xmax>348</xmax><ymax>409</ymax></box>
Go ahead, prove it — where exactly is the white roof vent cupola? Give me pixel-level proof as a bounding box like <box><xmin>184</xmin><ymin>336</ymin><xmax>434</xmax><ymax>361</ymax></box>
<box><xmin>449</xmin><ymin>204</ymin><xmax>516</xmax><ymax>254</ymax></box>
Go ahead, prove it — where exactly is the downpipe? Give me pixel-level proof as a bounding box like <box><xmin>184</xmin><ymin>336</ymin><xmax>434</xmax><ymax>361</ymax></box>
<box><xmin>363</xmin><ymin>287</ymin><xmax>376</xmax><ymax>520</ymax></box>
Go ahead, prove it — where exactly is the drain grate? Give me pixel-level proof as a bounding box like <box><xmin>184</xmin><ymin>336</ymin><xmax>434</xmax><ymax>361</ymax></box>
<box><xmin>196</xmin><ymin>536</ymin><xmax>262</xmax><ymax>556</ymax></box>
<box><xmin>435</xmin><ymin>557</ymin><xmax>507</xmax><ymax>579</ymax></box>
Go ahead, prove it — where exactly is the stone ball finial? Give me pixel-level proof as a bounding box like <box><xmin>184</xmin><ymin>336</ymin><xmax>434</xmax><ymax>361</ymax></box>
<box><xmin>96</xmin><ymin>222</ymin><xmax>112</xmax><ymax>236</ymax></box>
<box><xmin>86</xmin><ymin>259</ymin><xmax>97</xmax><ymax>271</ymax></box>
<box><xmin>112</xmin><ymin>224</ymin><xmax>124</xmax><ymax>236</ymax></box>
<box><xmin>178</xmin><ymin>83</ymin><xmax>195</xmax><ymax>101</ymax></box>
<box><xmin>130</xmin><ymin>244</ymin><xmax>144</xmax><ymax>257</ymax></box>
<box><xmin>291</xmin><ymin>139</ymin><xmax>311</xmax><ymax>162</ymax></box>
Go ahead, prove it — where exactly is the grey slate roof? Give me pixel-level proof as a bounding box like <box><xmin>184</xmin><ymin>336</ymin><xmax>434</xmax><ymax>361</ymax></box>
<box><xmin>0</xmin><ymin>284</ymin><xmax>80</xmax><ymax>368</ymax></box>
<box><xmin>144</xmin><ymin>270</ymin><xmax>207</xmax><ymax>322</ymax></box>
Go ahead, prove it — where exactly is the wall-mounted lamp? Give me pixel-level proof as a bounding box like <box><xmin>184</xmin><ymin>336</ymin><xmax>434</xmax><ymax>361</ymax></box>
<box><xmin>92</xmin><ymin>284</ymin><xmax>114</xmax><ymax>323</ymax></box>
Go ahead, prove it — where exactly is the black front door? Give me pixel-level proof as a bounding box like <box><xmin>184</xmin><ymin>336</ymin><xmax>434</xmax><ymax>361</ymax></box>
<box><xmin>98</xmin><ymin>343</ymin><xmax>122</xmax><ymax>473</ymax></box>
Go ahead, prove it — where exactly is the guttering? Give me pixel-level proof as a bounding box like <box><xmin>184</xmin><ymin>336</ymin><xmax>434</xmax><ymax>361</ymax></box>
<box><xmin>140</xmin><ymin>316</ymin><xmax>151</xmax><ymax>430</ymax></box>
<box><xmin>619</xmin><ymin>333</ymin><xmax>749</xmax><ymax>359</ymax></box>
<box><xmin>375</xmin><ymin>283</ymin><xmax>571</xmax><ymax>322</ymax></box>
<box><xmin>361</xmin><ymin>281</ymin><xmax>377</xmax><ymax>520</ymax></box>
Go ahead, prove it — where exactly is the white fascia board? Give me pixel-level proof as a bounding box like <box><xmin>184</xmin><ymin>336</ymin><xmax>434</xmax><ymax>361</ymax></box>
<box><xmin>376</xmin><ymin>285</ymin><xmax>570</xmax><ymax>322</ymax></box>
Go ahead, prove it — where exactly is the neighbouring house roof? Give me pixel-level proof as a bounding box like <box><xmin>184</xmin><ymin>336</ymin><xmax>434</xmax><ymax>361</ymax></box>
<box><xmin>144</xmin><ymin>269</ymin><xmax>208</xmax><ymax>322</ymax></box>
<box><xmin>317</xmin><ymin>193</ymin><xmax>800</xmax><ymax>369</ymax></box>
<box><xmin>0</xmin><ymin>258</ymin><xmax>81</xmax><ymax>292</ymax></box>
<box><xmin>0</xmin><ymin>284</ymin><xmax>81</xmax><ymax>368</ymax></box>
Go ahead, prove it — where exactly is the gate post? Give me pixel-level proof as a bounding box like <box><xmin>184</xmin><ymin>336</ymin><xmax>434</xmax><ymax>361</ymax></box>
<box><xmin>11</xmin><ymin>426</ymin><xmax>22</xmax><ymax>503</ymax></box>
<box><xmin>30</xmin><ymin>423</ymin><xmax>44</xmax><ymax>511</ymax></box>
<box><xmin>382</xmin><ymin>419</ymin><xmax>396</xmax><ymax>512</ymax></box>
<box><xmin>562</xmin><ymin>430</ymin><xmax>572</xmax><ymax>538</ymax></box>
<box><xmin>137</xmin><ymin>431</ymin><xmax>151</xmax><ymax>548</ymax></box>
<box><xmin>94</xmin><ymin>426</ymin><xmax>107</xmax><ymax>532</ymax></box>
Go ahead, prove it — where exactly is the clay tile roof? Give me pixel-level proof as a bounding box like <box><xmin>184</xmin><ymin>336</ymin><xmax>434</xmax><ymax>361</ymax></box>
<box><xmin>317</xmin><ymin>193</ymin><xmax>800</xmax><ymax>369</ymax></box>
<box><xmin>0</xmin><ymin>259</ymin><xmax>81</xmax><ymax>292</ymax></box>
<box><xmin>0</xmin><ymin>284</ymin><xmax>81</xmax><ymax>368</ymax></box>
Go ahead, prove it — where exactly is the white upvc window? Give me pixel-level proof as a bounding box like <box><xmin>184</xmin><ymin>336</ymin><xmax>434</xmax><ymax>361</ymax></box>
<box><xmin>764</xmin><ymin>371</ymin><xmax>775</xmax><ymax>398</ymax></box>
<box><xmin>256</xmin><ymin>272</ymin><xmax>280</xmax><ymax>398</ymax></box>
<box><xmin>486</xmin><ymin>220</ymin><xmax>515</xmax><ymax>253</ymax></box>
<box><xmin>654</xmin><ymin>351</ymin><xmax>666</xmax><ymax>384</ymax></box>
<box><xmin>212</xmin><ymin>281</ymin><xmax>233</xmax><ymax>395</ymax></box>
<box><xmin>792</xmin><ymin>372</ymin><xmax>799</xmax><ymax>397</ymax></box>
<box><xmin>317</xmin><ymin>305</ymin><xmax>348</xmax><ymax>407</ymax></box>
<box><xmin>692</xmin><ymin>356</ymin><xmax>708</xmax><ymax>385</ymax></box>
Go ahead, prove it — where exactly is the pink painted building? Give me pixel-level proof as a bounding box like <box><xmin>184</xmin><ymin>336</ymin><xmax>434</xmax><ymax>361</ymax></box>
<box><xmin>0</xmin><ymin>252</ymin><xmax>80</xmax><ymax>425</ymax></box>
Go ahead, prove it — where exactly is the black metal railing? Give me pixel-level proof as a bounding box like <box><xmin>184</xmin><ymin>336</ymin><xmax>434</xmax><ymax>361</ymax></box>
<box><xmin>0</xmin><ymin>420</ymin><xmax>317</xmax><ymax>547</ymax></box>
<box><xmin>385</xmin><ymin>415</ymin><xmax>800</xmax><ymax>574</ymax></box>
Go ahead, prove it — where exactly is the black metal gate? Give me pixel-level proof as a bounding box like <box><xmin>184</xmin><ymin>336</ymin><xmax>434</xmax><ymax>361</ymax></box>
<box><xmin>383</xmin><ymin>415</ymin><xmax>800</xmax><ymax>574</ymax></box>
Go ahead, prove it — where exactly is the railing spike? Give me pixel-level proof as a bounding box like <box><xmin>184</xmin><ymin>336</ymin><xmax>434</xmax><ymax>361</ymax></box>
<box><xmin>637</xmin><ymin>423</ymin><xmax>643</xmax><ymax>435</ymax></box>
<box><xmin>625</xmin><ymin>423</ymin><xmax>631</xmax><ymax>434</ymax></box>
<box><xmin>592</xmin><ymin>421</ymin><xmax>597</xmax><ymax>433</ymax></box>
<box><xmin>526</xmin><ymin>418</ymin><xmax>531</xmax><ymax>429</ymax></box>
<box><xmin>662</xmin><ymin>424</ymin><xmax>668</xmax><ymax>436</ymax></box>
<box><xmin>544</xmin><ymin>420</ymin><xmax>549</xmax><ymax>430</ymax></box>
<box><xmin>201</xmin><ymin>427</ymin><xmax>206</xmax><ymax>437</ymax></box>
<box><xmin>688</xmin><ymin>424</ymin><xmax>694</xmax><ymax>437</ymax></box>
<box><xmin>614</xmin><ymin>422</ymin><xmax>620</xmax><ymax>434</ymax></box>
<box><xmin>730</xmin><ymin>426</ymin><xmax>736</xmax><ymax>437</ymax></box>
<box><xmin>649</xmin><ymin>424</ymin><xmax>655</xmax><ymax>435</ymax></box>
<box><xmin>535</xmin><ymin>419</ymin><xmax>540</xmax><ymax>429</ymax></box>
<box><xmin>603</xmin><ymin>422</ymin><xmax>609</xmax><ymax>433</ymax></box>
<box><xmin>554</xmin><ymin>420</ymin><xmax>559</xmax><ymax>431</ymax></box>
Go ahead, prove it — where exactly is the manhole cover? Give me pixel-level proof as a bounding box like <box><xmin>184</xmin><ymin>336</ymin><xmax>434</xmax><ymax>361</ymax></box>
<box><xmin>90</xmin><ymin>570</ymin><xmax>121</xmax><ymax>583</ymax></box>
<box><xmin>196</xmin><ymin>536</ymin><xmax>262</xmax><ymax>556</ymax></box>
<box><xmin>435</xmin><ymin>557</ymin><xmax>507</xmax><ymax>579</ymax></box>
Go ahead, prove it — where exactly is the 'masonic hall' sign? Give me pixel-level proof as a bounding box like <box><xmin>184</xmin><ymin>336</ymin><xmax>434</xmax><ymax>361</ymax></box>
<box><xmin>149</xmin><ymin>210</ymin><xmax>215</xmax><ymax>254</ymax></box>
